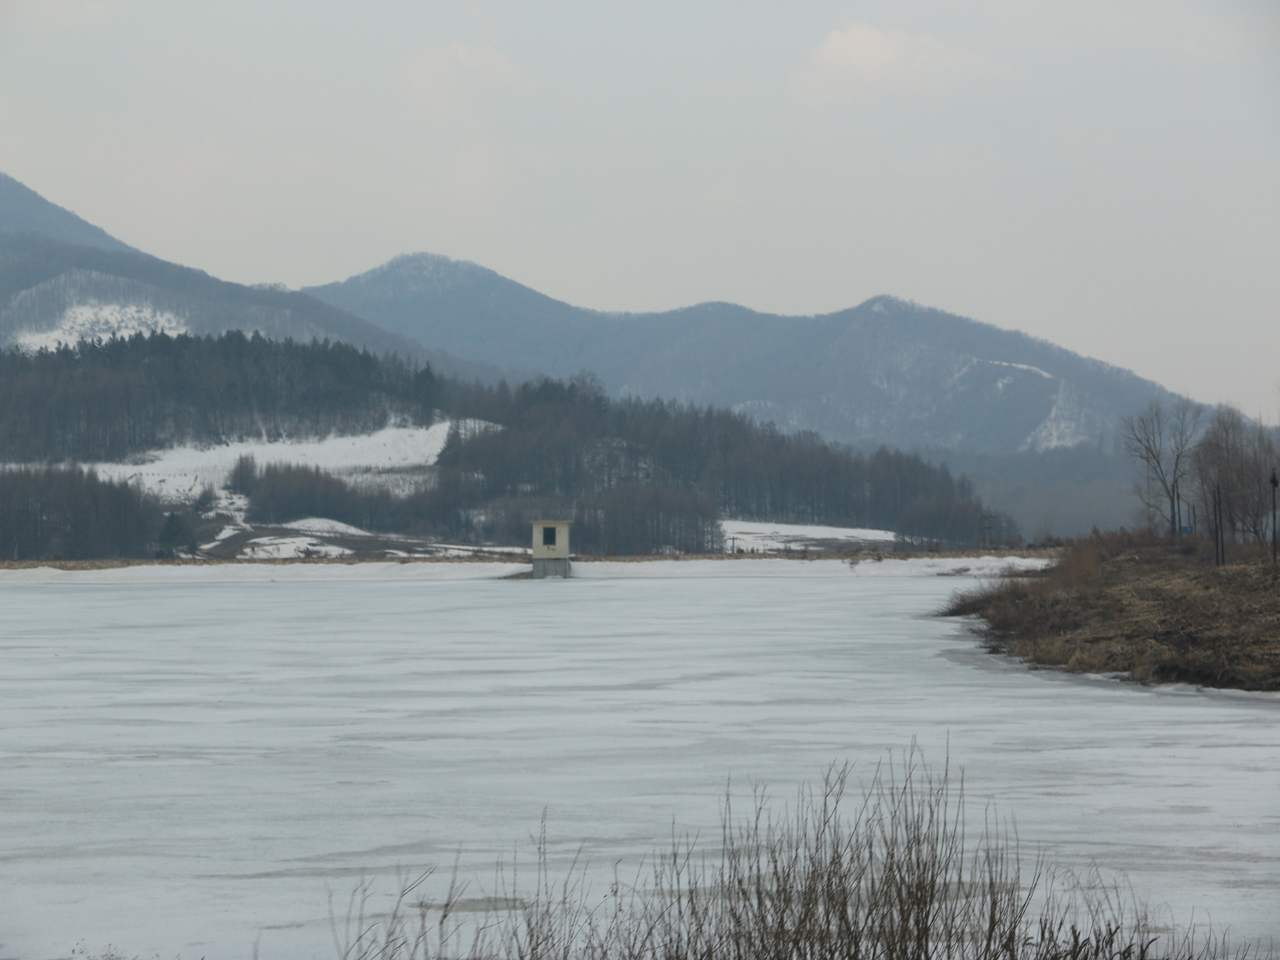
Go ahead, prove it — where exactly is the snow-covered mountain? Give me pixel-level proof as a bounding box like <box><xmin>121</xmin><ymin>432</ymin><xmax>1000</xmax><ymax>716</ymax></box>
<box><xmin>0</xmin><ymin>174</ymin><xmax>1178</xmax><ymax>461</ymax></box>
<box><xmin>0</xmin><ymin>232</ymin><xmax>455</xmax><ymax>367</ymax></box>
<box><xmin>307</xmin><ymin>253</ymin><xmax>1178</xmax><ymax>455</ymax></box>
<box><xmin>0</xmin><ymin>179</ymin><xmax>507</xmax><ymax>382</ymax></box>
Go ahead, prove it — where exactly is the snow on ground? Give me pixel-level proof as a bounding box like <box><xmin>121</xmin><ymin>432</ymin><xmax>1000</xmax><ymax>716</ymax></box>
<box><xmin>12</xmin><ymin>302</ymin><xmax>190</xmax><ymax>352</ymax></box>
<box><xmin>721</xmin><ymin>518</ymin><xmax>896</xmax><ymax>551</ymax></box>
<box><xmin>69</xmin><ymin>419</ymin><xmax>467</xmax><ymax>502</ymax></box>
<box><xmin>279</xmin><ymin>517</ymin><xmax>373</xmax><ymax>536</ymax></box>
<box><xmin>239</xmin><ymin>536</ymin><xmax>353</xmax><ymax>559</ymax></box>
<box><xmin>2</xmin><ymin>562</ymin><xmax>1276</xmax><ymax>960</ymax></box>
<box><xmin>0</xmin><ymin>555</ymin><xmax>1044</xmax><ymax>584</ymax></box>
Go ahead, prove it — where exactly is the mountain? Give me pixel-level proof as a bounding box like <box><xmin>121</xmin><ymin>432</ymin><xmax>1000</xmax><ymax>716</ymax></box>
<box><xmin>306</xmin><ymin>253</ymin><xmax>1178</xmax><ymax>456</ymax></box>
<box><xmin>0</xmin><ymin>176</ymin><xmax>515</xmax><ymax>383</ymax></box>
<box><xmin>0</xmin><ymin>173</ymin><xmax>136</xmax><ymax>252</ymax></box>
<box><xmin>0</xmin><ymin>233</ymin><xmax>428</xmax><ymax>358</ymax></box>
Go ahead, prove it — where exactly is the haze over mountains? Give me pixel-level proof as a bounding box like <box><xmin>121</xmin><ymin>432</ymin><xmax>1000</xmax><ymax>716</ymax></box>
<box><xmin>307</xmin><ymin>253</ymin><xmax>1177</xmax><ymax>456</ymax></box>
<box><xmin>0</xmin><ymin>172</ymin><xmax>1175</xmax><ymax>532</ymax></box>
<box><xmin>0</xmin><ymin>173</ymin><xmax>136</xmax><ymax>254</ymax></box>
<box><xmin>0</xmin><ymin>175</ymin><xmax>501</xmax><ymax>383</ymax></box>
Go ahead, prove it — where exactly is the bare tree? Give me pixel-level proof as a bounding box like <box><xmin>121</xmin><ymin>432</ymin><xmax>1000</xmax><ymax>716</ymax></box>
<box><xmin>1121</xmin><ymin>398</ymin><xmax>1203</xmax><ymax>536</ymax></box>
<box><xmin>1191</xmin><ymin>405</ymin><xmax>1279</xmax><ymax>545</ymax></box>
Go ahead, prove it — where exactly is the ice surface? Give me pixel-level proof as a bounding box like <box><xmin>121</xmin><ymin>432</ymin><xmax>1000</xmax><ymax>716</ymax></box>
<box><xmin>570</xmin><ymin>555</ymin><xmax>1046</xmax><ymax>578</ymax></box>
<box><xmin>1</xmin><ymin>559</ymin><xmax>1277</xmax><ymax>960</ymax></box>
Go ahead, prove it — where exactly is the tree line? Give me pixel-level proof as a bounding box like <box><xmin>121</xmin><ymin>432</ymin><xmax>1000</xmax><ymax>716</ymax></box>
<box><xmin>1122</xmin><ymin>398</ymin><xmax>1278</xmax><ymax>554</ymax></box>
<box><xmin>237</xmin><ymin>370</ymin><xmax>1014</xmax><ymax>551</ymax></box>
<box><xmin>0</xmin><ymin>331</ymin><xmax>439</xmax><ymax>462</ymax></box>
<box><xmin>0</xmin><ymin>466</ymin><xmax>159</xmax><ymax>560</ymax></box>
<box><xmin>431</xmin><ymin>374</ymin><xmax>1015</xmax><ymax>546</ymax></box>
<box><xmin>1</xmin><ymin>333</ymin><xmax>1015</xmax><ymax>556</ymax></box>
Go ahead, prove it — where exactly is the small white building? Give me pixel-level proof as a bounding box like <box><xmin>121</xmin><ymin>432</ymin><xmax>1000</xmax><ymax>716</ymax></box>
<box><xmin>531</xmin><ymin>520</ymin><xmax>571</xmax><ymax>579</ymax></box>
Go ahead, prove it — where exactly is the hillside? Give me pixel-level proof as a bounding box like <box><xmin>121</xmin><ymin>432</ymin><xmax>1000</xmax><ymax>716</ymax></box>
<box><xmin>0</xmin><ymin>233</ymin><xmax>435</xmax><ymax>361</ymax></box>
<box><xmin>0</xmin><ymin>174</ymin><xmax>1172</xmax><ymax>534</ymax></box>
<box><xmin>0</xmin><ymin>173</ymin><xmax>136</xmax><ymax>252</ymax></box>
<box><xmin>0</xmin><ymin>335</ymin><xmax>1015</xmax><ymax>555</ymax></box>
<box><xmin>306</xmin><ymin>253</ymin><xmax>1181</xmax><ymax>457</ymax></box>
<box><xmin>0</xmin><ymin>176</ymin><xmax>508</xmax><ymax>381</ymax></box>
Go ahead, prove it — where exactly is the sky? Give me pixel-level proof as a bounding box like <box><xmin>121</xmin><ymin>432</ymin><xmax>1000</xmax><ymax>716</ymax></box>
<box><xmin>1</xmin><ymin>0</ymin><xmax>1277</xmax><ymax>416</ymax></box>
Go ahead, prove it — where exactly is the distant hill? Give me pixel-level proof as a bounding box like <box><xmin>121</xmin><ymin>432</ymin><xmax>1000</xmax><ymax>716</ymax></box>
<box><xmin>0</xmin><ymin>176</ymin><xmax>512</xmax><ymax>382</ymax></box>
<box><xmin>307</xmin><ymin>253</ymin><xmax>1179</xmax><ymax>456</ymax></box>
<box><xmin>0</xmin><ymin>174</ymin><xmax>136</xmax><ymax>252</ymax></box>
<box><xmin>0</xmin><ymin>233</ymin><xmax>430</xmax><ymax>359</ymax></box>
<box><xmin>0</xmin><ymin>174</ymin><xmax>1168</xmax><ymax>535</ymax></box>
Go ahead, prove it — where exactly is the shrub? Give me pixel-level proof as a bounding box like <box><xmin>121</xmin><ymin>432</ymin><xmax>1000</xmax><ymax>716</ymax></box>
<box><xmin>157</xmin><ymin>511</ymin><xmax>196</xmax><ymax>556</ymax></box>
<box><xmin>332</xmin><ymin>753</ymin><xmax>1256</xmax><ymax>960</ymax></box>
<box><xmin>226</xmin><ymin>454</ymin><xmax>259</xmax><ymax>496</ymax></box>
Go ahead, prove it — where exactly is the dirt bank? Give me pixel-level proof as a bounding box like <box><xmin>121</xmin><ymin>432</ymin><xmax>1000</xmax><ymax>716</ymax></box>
<box><xmin>944</xmin><ymin>530</ymin><xmax>1280</xmax><ymax>691</ymax></box>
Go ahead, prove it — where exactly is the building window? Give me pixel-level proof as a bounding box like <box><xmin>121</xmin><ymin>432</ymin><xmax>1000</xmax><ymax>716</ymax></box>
<box><xmin>543</xmin><ymin>526</ymin><xmax>557</xmax><ymax>546</ymax></box>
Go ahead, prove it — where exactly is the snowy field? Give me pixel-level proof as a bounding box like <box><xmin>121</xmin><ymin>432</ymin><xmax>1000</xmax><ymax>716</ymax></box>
<box><xmin>720</xmin><ymin>519</ymin><xmax>896</xmax><ymax>551</ymax></box>
<box><xmin>12</xmin><ymin>302</ymin><xmax>190</xmax><ymax>353</ymax></box>
<box><xmin>2</xmin><ymin>557</ymin><xmax>1278</xmax><ymax>959</ymax></box>
<box><xmin>67</xmin><ymin>420</ymin><xmax>471</xmax><ymax>502</ymax></box>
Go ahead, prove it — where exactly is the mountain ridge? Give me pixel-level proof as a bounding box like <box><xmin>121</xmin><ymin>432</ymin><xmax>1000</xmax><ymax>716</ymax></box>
<box><xmin>0</xmin><ymin>173</ymin><xmax>137</xmax><ymax>253</ymax></box>
<box><xmin>0</xmin><ymin>173</ymin><xmax>1166</xmax><ymax>532</ymax></box>
<box><xmin>0</xmin><ymin>233</ymin><xmax>511</xmax><ymax>385</ymax></box>
<box><xmin>0</xmin><ymin>172</ymin><xmax>1177</xmax><ymax>459</ymax></box>
<box><xmin>306</xmin><ymin>252</ymin><xmax>1176</xmax><ymax>456</ymax></box>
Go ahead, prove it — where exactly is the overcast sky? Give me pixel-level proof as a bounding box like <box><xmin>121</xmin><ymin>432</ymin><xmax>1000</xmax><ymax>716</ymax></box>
<box><xmin>2</xmin><ymin>0</ymin><xmax>1277</xmax><ymax>416</ymax></box>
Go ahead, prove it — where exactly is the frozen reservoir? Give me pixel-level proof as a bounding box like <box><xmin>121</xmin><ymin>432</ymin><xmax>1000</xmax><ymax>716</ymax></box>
<box><xmin>1</xmin><ymin>558</ymin><xmax>1277</xmax><ymax>958</ymax></box>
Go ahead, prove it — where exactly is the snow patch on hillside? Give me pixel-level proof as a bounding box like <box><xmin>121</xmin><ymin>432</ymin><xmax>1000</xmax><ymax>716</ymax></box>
<box><xmin>240</xmin><ymin>536</ymin><xmax>353</xmax><ymax>559</ymax></box>
<box><xmin>981</xmin><ymin>359</ymin><xmax>1054</xmax><ymax>380</ymax></box>
<box><xmin>13</xmin><ymin>302</ymin><xmax>189</xmax><ymax>350</ymax></box>
<box><xmin>280</xmin><ymin>517</ymin><xmax>373</xmax><ymax>536</ymax></box>
<box><xmin>1022</xmin><ymin>384</ymin><xmax>1093</xmax><ymax>451</ymax></box>
<box><xmin>82</xmin><ymin>420</ymin><xmax>466</xmax><ymax>502</ymax></box>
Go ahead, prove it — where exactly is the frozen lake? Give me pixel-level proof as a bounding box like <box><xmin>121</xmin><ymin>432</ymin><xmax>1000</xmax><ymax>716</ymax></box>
<box><xmin>2</xmin><ymin>558</ymin><xmax>1277</xmax><ymax>959</ymax></box>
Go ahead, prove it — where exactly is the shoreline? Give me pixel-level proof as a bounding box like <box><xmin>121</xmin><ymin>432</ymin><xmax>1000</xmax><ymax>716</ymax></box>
<box><xmin>945</xmin><ymin>531</ymin><xmax>1280</xmax><ymax>691</ymax></box>
<box><xmin>0</xmin><ymin>546</ymin><xmax>1058</xmax><ymax>572</ymax></box>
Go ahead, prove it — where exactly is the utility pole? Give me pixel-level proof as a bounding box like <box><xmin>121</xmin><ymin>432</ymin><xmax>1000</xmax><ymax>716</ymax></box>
<box><xmin>1174</xmin><ymin>481</ymin><xmax>1182</xmax><ymax>539</ymax></box>
<box><xmin>1213</xmin><ymin>486</ymin><xmax>1223</xmax><ymax>566</ymax></box>
<box><xmin>1212</xmin><ymin>487</ymin><xmax>1219</xmax><ymax>566</ymax></box>
<box><xmin>980</xmin><ymin>513</ymin><xmax>995</xmax><ymax>548</ymax></box>
<box><xmin>1271</xmin><ymin>469</ymin><xmax>1277</xmax><ymax>565</ymax></box>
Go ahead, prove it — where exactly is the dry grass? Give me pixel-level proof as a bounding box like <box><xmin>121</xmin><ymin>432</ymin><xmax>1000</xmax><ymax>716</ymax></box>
<box><xmin>331</xmin><ymin>754</ymin><xmax>1264</xmax><ymax>960</ymax></box>
<box><xmin>943</xmin><ymin>530</ymin><xmax>1280</xmax><ymax>690</ymax></box>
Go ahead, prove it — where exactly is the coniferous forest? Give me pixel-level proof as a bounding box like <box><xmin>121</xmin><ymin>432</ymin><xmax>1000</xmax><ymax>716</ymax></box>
<box><xmin>0</xmin><ymin>466</ymin><xmax>158</xmax><ymax>560</ymax></box>
<box><xmin>0</xmin><ymin>333</ymin><xmax>1016</xmax><ymax>557</ymax></box>
<box><xmin>0</xmin><ymin>330</ymin><xmax>438</xmax><ymax>462</ymax></box>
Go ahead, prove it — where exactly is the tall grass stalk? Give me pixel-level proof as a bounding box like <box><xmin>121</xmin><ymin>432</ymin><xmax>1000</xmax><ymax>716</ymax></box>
<box><xmin>332</xmin><ymin>753</ymin><xmax>1262</xmax><ymax>960</ymax></box>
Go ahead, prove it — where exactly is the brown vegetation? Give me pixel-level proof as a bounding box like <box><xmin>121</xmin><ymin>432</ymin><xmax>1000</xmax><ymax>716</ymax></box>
<box><xmin>944</xmin><ymin>530</ymin><xmax>1280</xmax><ymax>690</ymax></box>
<box><xmin>333</xmin><ymin>756</ymin><xmax>1260</xmax><ymax>960</ymax></box>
